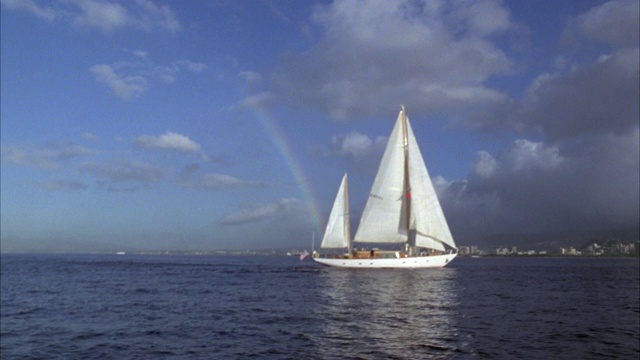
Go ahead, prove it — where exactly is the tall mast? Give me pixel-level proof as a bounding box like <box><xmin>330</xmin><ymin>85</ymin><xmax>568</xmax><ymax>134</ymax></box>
<box><xmin>344</xmin><ymin>174</ymin><xmax>352</xmax><ymax>253</ymax></box>
<box><xmin>400</xmin><ymin>105</ymin><xmax>413</xmax><ymax>253</ymax></box>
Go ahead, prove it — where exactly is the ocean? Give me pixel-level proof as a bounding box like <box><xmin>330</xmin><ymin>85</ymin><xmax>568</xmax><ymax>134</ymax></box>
<box><xmin>1</xmin><ymin>254</ymin><xmax>638</xmax><ymax>359</ymax></box>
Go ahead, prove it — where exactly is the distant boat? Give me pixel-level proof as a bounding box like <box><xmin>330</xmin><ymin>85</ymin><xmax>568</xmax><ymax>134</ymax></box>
<box><xmin>313</xmin><ymin>106</ymin><xmax>457</xmax><ymax>268</ymax></box>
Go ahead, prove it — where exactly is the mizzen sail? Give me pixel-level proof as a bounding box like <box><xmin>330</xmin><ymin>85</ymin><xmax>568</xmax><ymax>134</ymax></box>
<box><xmin>319</xmin><ymin>174</ymin><xmax>351</xmax><ymax>249</ymax></box>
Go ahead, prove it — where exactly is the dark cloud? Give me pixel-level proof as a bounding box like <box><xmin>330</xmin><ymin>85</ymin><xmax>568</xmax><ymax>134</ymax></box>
<box><xmin>438</xmin><ymin>130</ymin><xmax>639</xmax><ymax>242</ymax></box>
<box><xmin>521</xmin><ymin>49</ymin><xmax>638</xmax><ymax>141</ymax></box>
<box><xmin>562</xmin><ymin>0</ymin><xmax>639</xmax><ymax>49</ymax></box>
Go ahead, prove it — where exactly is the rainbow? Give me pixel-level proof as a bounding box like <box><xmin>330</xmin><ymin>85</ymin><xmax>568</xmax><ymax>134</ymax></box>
<box><xmin>248</xmin><ymin>104</ymin><xmax>324</xmax><ymax>234</ymax></box>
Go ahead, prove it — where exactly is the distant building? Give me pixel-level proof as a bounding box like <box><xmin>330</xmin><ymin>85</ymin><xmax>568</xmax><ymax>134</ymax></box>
<box><xmin>561</xmin><ymin>247</ymin><xmax>581</xmax><ymax>255</ymax></box>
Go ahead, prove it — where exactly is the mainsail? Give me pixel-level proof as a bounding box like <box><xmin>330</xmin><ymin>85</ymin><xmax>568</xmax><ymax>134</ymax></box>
<box><xmin>353</xmin><ymin>113</ymin><xmax>408</xmax><ymax>244</ymax></box>
<box><xmin>319</xmin><ymin>174</ymin><xmax>351</xmax><ymax>250</ymax></box>
<box><xmin>354</xmin><ymin>107</ymin><xmax>456</xmax><ymax>251</ymax></box>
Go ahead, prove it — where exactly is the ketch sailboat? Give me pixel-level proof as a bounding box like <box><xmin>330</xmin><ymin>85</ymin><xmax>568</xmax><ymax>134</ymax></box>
<box><xmin>312</xmin><ymin>106</ymin><xmax>457</xmax><ymax>268</ymax></box>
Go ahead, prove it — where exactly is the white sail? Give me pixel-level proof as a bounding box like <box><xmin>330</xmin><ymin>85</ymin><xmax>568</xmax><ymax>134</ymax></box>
<box><xmin>320</xmin><ymin>174</ymin><xmax>351</xmax><ymax>249</ymax></box>
<box><xmin>354</xmin><ymin>112</ymin><xmax>408</xmax><ymax>244</ymax></box>
<box><xmin>406</xmin><ymin>119</ymin><xmax>456</xmax><ymax>250</ymax></box>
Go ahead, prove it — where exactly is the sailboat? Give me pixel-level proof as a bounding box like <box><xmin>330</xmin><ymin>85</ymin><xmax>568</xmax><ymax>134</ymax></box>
<box><xmin>312</xmin><ymin>106</ymin><xmax>457</xmax><ymax>268</ymax></box>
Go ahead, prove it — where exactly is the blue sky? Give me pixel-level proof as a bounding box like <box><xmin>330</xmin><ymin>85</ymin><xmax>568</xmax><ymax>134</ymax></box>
<box><xmin>1</xmin><ymin>0</ymin><xmax>638</xmax><ymax>252</ymax></box>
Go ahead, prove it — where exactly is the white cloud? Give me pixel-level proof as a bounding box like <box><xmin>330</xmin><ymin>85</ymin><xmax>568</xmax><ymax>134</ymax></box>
<box><xmin>472</xmin><ymin>151</ymin><xmax>499</xmax><ymax>178</ymax></box>
<box><xmin>322</xmin><ymin>131</ymin><xmax>387</xmax><ymax>174</ymax></box>
<box><xmin>135</xmin><ymin>131</ymin><xmax>201</xmax><ymax>153</ymax></box>
<box><xmin>229</xmin><ymin>92</ymin><xmax>275</xmax><ymax>111</ymax></box>
<box><xmin>330</xmin><ymin>131</ymin><xmax>386</xmax><ymax>159</ymax></box>
<box><xmin>90</xmin><ymin>64</ymin><xmax>147</xmax><ymax>101</ymax></box>
<box><xmin>176</xmin><ymin>60</ymin><xmax>207</xmax><ymax>73</ymax></box>
<box><xmin>82</xmin><ymin>132</ymin><xmax>98</xmax><ymax>141</ymax></box>
<box><xmin>1</xmin><ymin>0</ymin><xmax>181</xmax><ymax>33</ymax></box>
<box><xmin>72</xmin><ymin>0</ymin><xmax>129</xmax><ymax>32</ymax></box>
<box><xmin>220</xmin><ymin>198</ymin><xmax>302</xmax><ymax>225</ymax></box>
<box><xmin>1</xmin><ymin>142</ymin><xmax>93</xmax><ymax>169</ymax></box>
<box><xmin>1</xmin><ymin>0</ymin><xmax>57</xmax><ymax>21</ymax></box>
<box><xmin>133</xmin><ymin>0</ymin><xmax>180</xmax><ymax>33</ymax></box>
<box><xmin>506</xmin><ymin>140</ymin><xmax>564</xmax><ymax>171</ymax></box>
<box><xmin>271</xmin><ymin>0</ymin><xmax>514</xmax><ymax>119</ymax></box>
<box><xmin>90</xmin><ymin>54</ymin><xmax>206</xmax><ymax>100</ymax></box>
<box><xmin>183</xmin><ymin>173</ymin><xmax>263</xmax><ymax>190</ymax></box>
<box><xmin>239</xmin><ymin>70</ymin><xmax>262</xmax><ymax>84</ymax></box>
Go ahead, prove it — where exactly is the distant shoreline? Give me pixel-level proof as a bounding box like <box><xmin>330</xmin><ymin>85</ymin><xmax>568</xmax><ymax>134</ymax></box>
<box><xmin>1</xmin><ymin>251</ymin><xmax>638</xmax><ymax>259</ymax></box>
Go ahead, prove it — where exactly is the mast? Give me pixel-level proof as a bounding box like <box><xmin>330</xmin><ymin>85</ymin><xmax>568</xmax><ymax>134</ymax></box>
<box><xmin>400</xmin><ymin>105</ymin><xmax>414</xmax><ymax>254</ymax></box>
<box><xmin>344</xmin><ymin>174</ymin><xmax>352</xmax><ymax>253</ymax></box>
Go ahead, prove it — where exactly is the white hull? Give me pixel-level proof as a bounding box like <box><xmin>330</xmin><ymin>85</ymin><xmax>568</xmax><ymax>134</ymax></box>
<box><xmin>312</xmin><ymin>253</ymin><xmax>457</xmax><ymax>269</ymax></box>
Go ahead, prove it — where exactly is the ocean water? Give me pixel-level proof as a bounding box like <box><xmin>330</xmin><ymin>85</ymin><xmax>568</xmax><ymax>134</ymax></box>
<box><xmin>1</xmin><ymin>254</ymin><xmax>638</xmax><ymax>359</ymax></box>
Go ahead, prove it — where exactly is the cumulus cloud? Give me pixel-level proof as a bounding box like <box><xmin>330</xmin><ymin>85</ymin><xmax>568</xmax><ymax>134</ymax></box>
<box><xmin>438</xmin><ymin>132</ymin><xmax>639</xmax><ymax>241</ymax></box>
<box><xmin>135</xmin><ymin>131</ymin><xmax>200</xmax><ymax>152</ymax></box>
<box><xmin>1</xmin><ymin>0</ymin><xmax>181</xmax><ymax>33</ymax></box>
<box><xmin>321</xmin><ymin>131</ymin><xmax>388</xmax><ymax>174</ymax></box>
<box><xmin>271</xmin><ymin>0</ymin><xmax>514</xmax><ymax>119</ymax></box>
<box><xmin>329</xmin><ymin>132</ymin><xmax>386</xmax><ymax>159</ymax></box>
<box><xmin>90</xmin><ymin>54</ymin><xmax>206</xmax><ymax>100</ymax></box>
<box><xmin>563</xmin><ymin>0</ymin><xmax>639</xmax><ymax>49</ymax></box>
<box><xmin>134</xmin><ymin>131</ymin><xmax>211</xmax><ymax>161</ymax></box>
<box><xmin>463</xmin><ymin>2</ymin><xmax>639</xmax><ymax>137</ymax></box>
<box><xmin>519</xmin><ymin>49</ymin><xmax>638</xmax><ymax>141</ymax></box>
<box><xmin>220</xmin><ymin>198</ymin><xmax>303</xmax><ymax>225</ymax></box>
<box><xmin>90</xmin><ymin>64</ymin><xmax>147</xmax><ymax>101</ymax></box>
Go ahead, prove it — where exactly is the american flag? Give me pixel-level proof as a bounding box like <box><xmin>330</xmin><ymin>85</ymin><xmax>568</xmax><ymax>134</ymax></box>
<box><xmin>299</xmin><ymin>250</ymin><xmax>309</xmax><ymax>261</ymax></box>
